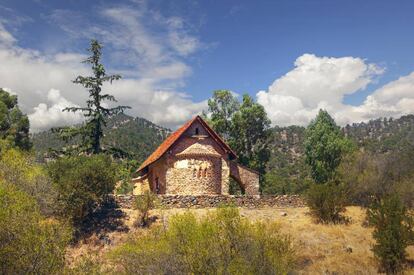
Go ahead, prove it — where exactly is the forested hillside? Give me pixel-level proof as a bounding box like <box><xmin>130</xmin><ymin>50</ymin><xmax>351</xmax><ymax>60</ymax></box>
<box><xmin>31</xmin><ymin>113</ymin><xmax>171</xmax><ymax>163</ymax></box>
<box><xmin>263</xmin><ymin>115</ymin><xmax>414</xmax><ymax>193</ymax></box>
<box><xmin>32</xmin><ymin>114</ymin><xmax>414</xmax><ymax>168</ymax></box>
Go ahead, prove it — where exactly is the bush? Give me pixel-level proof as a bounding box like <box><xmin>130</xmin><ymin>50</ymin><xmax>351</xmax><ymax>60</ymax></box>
<box><xmin>263</xmin><ymin>169</ymin><xmax>311</xmax><ymax>195</ymax></box>
<box><xmin>47</xmin><ymin>154</ymin><xmax>118</xmax><ymax>226</ymax></box>
<box><xmin>306</xmin><ymin>182</ymin><xmax>347</xmax><ymax>224</ymax></box>
<box><xmin>133</xmin><ymin>190</ymin><xmax>159</xmax><ymax>227</ymax></box>
<box><xmin>367</xmin><ymin>194</ymin><xmax>414</xmax><ymax>274</ymax></box>
<box><xmin>339</xmin><ymin>148</ymin><xmax>414</xmax><ymax>207</ymax></box>
<box><xmin>115</xmin><ymin>159</ymin><xmax>137</xmax><ymax>195</ymax></box>
<box><xmin>0</xmin><ymin>143</ymin><xmax>57</xmax><ymax>215</ymax></box>
<box><xmin>110</xmin><ymin>207</ymin><xmax>296</xmax><ymax>274</ymax></box>
<box><xmin>0</xmin><ymin>182</ymin><xmax>71</xmax><ymax>274</ymax></box>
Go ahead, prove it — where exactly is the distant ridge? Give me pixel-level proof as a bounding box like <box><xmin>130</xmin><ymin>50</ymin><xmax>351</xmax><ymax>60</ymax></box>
<box><xmin>32</xmin><ymin>113</ymin><xmax>414</xmax><ymax>167</ymax></box>
<box><xmin>31</xmin><ymin>113</ymin><xmax>171</xmax><ymax>163</ymax></box>
<box><xmin>266</xmin><ymin>114</ymin><xmax>414</xmax><ymax>173</ymax></box>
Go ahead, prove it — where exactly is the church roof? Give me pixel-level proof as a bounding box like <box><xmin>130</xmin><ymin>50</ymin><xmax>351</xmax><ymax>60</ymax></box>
<box><xmin>136</xmin><ymin>116</ymin><xmax>237</xmax><ymax>173</ymax></box>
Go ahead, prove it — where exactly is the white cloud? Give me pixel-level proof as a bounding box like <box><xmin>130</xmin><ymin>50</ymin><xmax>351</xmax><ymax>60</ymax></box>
<box><xmin>256</xmin><ymin>53</ymin><xmax>414</xmax><ymax>126</ymax></box>
<box><xmin>166</xmin><ymin>17</ymin><xmax>200</xmax><ymax>56</ymax></box>
<box><xmin>28</xmin><ymin>89</ymin><xmax>84</xmax><ymax>131</ymax></box>
<box><xmin>0</xmin><ymin>3</ymin><xmax>205</xmax><ymax>132</ymax></box>
<box><xmin>0</xmin><ymin>22</ymin><xmax>16</xmax><ymax>45</ymax></box>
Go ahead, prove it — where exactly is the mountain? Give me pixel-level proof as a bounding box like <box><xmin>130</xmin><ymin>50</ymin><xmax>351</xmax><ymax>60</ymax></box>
<box><xmin>31</xmin><ymin>113</ymin><xmax>171</xmax><ymax>163</ymax></box>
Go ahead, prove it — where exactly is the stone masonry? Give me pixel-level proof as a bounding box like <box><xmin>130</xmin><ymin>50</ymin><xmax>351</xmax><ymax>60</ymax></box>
<box><xmin>115</xmin><ymin>194</ymin><xmax>305</xmax><ymax>209</ymax></box>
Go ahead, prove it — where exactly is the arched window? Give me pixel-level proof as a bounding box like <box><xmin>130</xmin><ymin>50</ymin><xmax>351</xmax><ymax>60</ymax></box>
<box><xmin>195</xmin><ymin>127</ymin><xmax>199</xmax><ymax>135</ymax></box>
<box><xmin>197</xmin><ymin>168</ymin><xmax>202</xmax><ymax>178</ymax></box>
<box><xmin>203</xmin><ymin>167</ymin><xmax>208</xmax><ymax>177</ymax></box>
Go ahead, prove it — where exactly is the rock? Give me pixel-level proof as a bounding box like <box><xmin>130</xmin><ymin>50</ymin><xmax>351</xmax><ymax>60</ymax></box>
<box><xmin>280</xmin><ymin>212</ymin><xmax>288</xmax><ymax>217</ymax></box>
<box><xmin>99</xmin><ymin>234</ymin><xmax>111</xmax><ymax>246</ymax></box>
<box><xmin>344</xmin><ymin>245</ymin><xmax>353</xmax><ymax>253</ymax></box>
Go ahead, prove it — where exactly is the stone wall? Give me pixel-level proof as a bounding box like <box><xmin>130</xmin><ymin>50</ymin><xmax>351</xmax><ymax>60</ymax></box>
<box><xmin>115</xmin><ymin>194</ymin><xmax>305</xmax><ymax>209</ymax></box>
<box><xmin>166</xmin><ymin>156</ymin><xmax>222</xmax><ymax>195</ymax></box>
<box><xmin>229</xmin><ymin>162</ymin><xmax>260</xmax><ymax>195</ymax></box>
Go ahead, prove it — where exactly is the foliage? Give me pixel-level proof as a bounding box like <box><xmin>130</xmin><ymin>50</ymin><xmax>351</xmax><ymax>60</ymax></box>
<box><xmin>367</xmin><ymin>194</ymin><xmax>414</xmax><ymax>274</ymax></box>
<box><xmin>206</xmin><ymin>90</ymin><xmax>240</xmax><ymax>140</ymax></box>
<box><xmin>344</xmin><ymin>115</ymin><xmax>414</xmax><ymax>153</ymax></box>
<box><xmin>0</xmin><ymin>88</ymin><xmax>31</xmax><ymax>150</ymax></box>
<box><xmin>262</xmin><ymin>168</ymin><xmax>311</xmax><ymax>195</ymax></box>
<box><xmin>47</xmin><ymin>154</ymin><xmax>118</xmax><ymax>226</ymax></box>
<box><xmin>115</xmin><ymin>159</ymin><xmax>139</xmax><ymax>195</ymax></box>
<box><xmin>133</xmin><ymin>190</ymin><xmax>159</xmax><ymax>227</ymax></box>
<box><xmin>0</xmin><ymin>182</ymin><xmax>71</xmax><ymax>274</ymax></box>
<box><xmin>304</xmin><ymin>109</ymin><xmax>353</xmax><ymax>184</ymax></box>
<box><xmin>230</xmin><ymin>94</ymin><xmax>271</xmax><ymax>176</ymax></box>
<box><xmin>110</xmin><ymin>207</ymin><xmax>296</xmax><ymax>274</ymax></box>
<box><xmin>0</xmin><ymin>141</ymin><xmax>57</xmax><ymax>215</ymax></box>
<box><xmin>55</xmin><ymin>39</ymin><xmax>130</xmax><ymax>155</ymax></box>
<box><xmin>339</xmin><ymin>144</ymin><xmax>414</xmax><ymax>207</ymax></box>
<box><xmin>306</xmin><ymin>181</ymin><xmax>348</xmax><ymax>224</ymax></box>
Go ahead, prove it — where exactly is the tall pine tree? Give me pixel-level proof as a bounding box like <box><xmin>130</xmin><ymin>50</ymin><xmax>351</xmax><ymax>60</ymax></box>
<box><xmin>57</xmin><ymin>40</ymin><xmax>130</xmax><ymax>155</ymax></box>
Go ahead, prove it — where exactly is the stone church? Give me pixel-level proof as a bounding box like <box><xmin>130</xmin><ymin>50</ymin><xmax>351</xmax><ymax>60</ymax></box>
<box><xmin>133</xmin><ymin>116</ymin><xmax>259</xmax><ymax>196</ymax></box>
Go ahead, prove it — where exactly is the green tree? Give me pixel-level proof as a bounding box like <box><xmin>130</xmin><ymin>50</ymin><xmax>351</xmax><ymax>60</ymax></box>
<box><xmin>207</xmin><ymin>90</ymin><xmax>239</xmax><ymax>140</ymax></box>
<box><xmin>0</xmin><ymin>88</ymin><xmax>31</xmax><ymax>150</ymax></box>
<box><xmin>57</xmin><ymin>39</ymin><xmax>130</xmax><ymax>154</ymax></box>
<box><xmin>47</xmin><ymin>155</ymin><xmax>118</xmax><ymax>228</ymax></box>
<box><xmin>304</xmin><ymin>109</ymin><xmax>352</xmax><ymax>184</ymax></box>
<box><xmin>230</xmin><ymin>94</ymin><xmax>271</xmax><ymax>175</ymax></box>
<box><xmin>367</xmin><ymin>194</ymin><xmax>414</xmax><ymax>274</ymax></box>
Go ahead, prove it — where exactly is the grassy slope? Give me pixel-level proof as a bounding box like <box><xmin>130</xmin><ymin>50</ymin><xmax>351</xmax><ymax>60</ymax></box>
<box><xmin>66</xmin><ymin>206</ymin><xmax>414</xmax><ymax>274</ymax></box>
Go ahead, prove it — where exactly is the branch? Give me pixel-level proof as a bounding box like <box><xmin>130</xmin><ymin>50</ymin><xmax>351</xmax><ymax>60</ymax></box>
<box><xmin>63</xmin><ymin>107</ymin><xmax>91</xmax><ymax>113</ymax></box>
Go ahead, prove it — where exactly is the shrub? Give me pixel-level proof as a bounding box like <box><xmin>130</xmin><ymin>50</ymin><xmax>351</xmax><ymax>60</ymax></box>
<box><xmin>339</xmin><ymin>147</ymin><xmax>414</xmax><ymax>207</ymax></box>
<box><xmin>115</xmin><ymin>159</ymin><xmax>137</xmax><ymax>195</ymax></box>
<box><xmin>367</xmin><ymin>194</ymin><xmax>414</xmax><ymax>274</ymax></box>
<box><xmin>263</xmin><ymin>169</ymin><xmax>311</xmax><ymax>195</ymax></box>
<box><xmin>133</xmin><ymin>190</ymin><xmax>159</xmax><ymax>227</ymax></box>
<box><xmin>306</xmin><ymin>182</ymin><xmax>347</xmax><ymax>224</ymax></box>
<box><xmin>47</xmin><ymin>154</ymin><xmax>118</xmax><ymax>226</ymax></box>
<box><xmin>110</xmin><ymin>207</ymin><xmax>296</xmax><ymax>274</ymax></box>
<box><xmin>0</xmin><ymin>143</ymin><xmax>57</xmax><ymax>215</ymax></box>
<box><xmin>0</xmin><ymin>182</ymin><xmax>71</xmax><ymax>274</ymax></box>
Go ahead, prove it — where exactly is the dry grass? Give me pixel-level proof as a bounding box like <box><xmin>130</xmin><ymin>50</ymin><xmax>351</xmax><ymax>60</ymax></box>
<box><xmin>67</xmin><ymin>206</ymin><xmax>414</xmax><ymax>274</ymax></box>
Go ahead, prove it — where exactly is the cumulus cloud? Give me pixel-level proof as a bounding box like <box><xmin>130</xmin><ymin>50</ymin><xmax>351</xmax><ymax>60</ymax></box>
<box><xmin>0</xmin><ymin>2</ymin><xmax>205</xmax><ymax>132</ymax></box>
<box><xmin>257</xmin><ymin>53</ymin><xmax>414</xmax><ymax>126</ymax></box>
<box><xmin>28</xmin><ymin>89</ymin><xmax>84</xmax><ymax>131</ymax></box>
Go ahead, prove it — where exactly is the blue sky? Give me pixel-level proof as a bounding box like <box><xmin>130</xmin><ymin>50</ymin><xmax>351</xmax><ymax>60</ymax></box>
<box><xmin>0</xmin><ymin>0</ymin><xmax>414</xmax><ymax>131</ymax></box>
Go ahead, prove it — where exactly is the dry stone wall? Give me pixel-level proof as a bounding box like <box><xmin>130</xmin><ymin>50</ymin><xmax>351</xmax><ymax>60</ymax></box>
<box><xmin>115</xmin><ymin>194</ymin><xmax>305</xmax><ymax>209</ymax></box>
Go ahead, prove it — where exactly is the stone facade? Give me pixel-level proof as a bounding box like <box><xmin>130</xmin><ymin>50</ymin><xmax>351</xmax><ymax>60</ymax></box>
<box><xmin>133</xmin><ymin>116</ymin><xmax>260</xmax><ymax>196</ymax></box>
<box><xmin>115</xmin><ymin>194</ymin><xmax>305</xmax><ymax>209</ymax></box>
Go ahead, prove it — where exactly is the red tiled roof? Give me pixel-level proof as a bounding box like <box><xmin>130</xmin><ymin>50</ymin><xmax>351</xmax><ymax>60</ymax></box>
<box><xmin>136</xmin><ymin>116</ymin><xmax>237</xmax><ymax>173</ymax></box>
